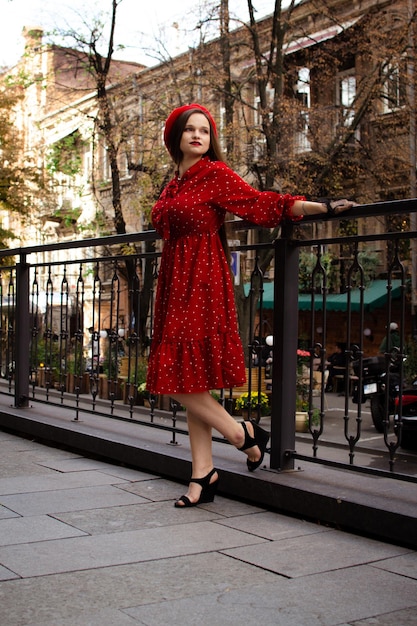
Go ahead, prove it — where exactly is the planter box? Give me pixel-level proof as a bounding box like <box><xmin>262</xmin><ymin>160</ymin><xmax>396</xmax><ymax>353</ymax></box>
<box><xmin>98</xmin><ymin>375</ymin><xmax>122</xmax><ymax>400</ymax></box>
<box><xmin>122</xmin><ymin>381</ymin><xmax>145</xmax><ymax>405</ymax></box>
<box><xmin>66</xmin><ymin>373</ymin><xmax>90</xmax><ymax>394</ymax></box>
<box><xmin>159</xmin><ymin>394</ymin><xmax>173</xmax><ymax>411</ymax></box>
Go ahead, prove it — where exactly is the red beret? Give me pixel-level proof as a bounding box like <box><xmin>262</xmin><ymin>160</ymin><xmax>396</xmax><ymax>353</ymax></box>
<box><xmin>163</xmin><ymin>103</ymin><xmax>217</xmax><ymax>147</ymax></box>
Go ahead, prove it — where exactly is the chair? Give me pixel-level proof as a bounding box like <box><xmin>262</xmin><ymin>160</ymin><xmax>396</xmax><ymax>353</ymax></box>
<box><xmin>332</xmin><ymin>363</ymin><xmax>356</xmax><ymax>395</ymax></box>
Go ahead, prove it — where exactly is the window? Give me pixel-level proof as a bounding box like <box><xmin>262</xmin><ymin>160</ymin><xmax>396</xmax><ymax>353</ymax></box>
<box><xmin>339</xmin><ymin>72</ymin><xmax>356</xmax><ymax>126</ymax></box>
<box><xmin>294</xmin><ymin>67</ymin><xmax>311</xmax><ymax>153</ymax></box>
<box><xmin>337</xmin><ymin>70</ymin><xmax>359</xmax><ymax>141</ymax></box>
<box><xmin>102</xmin><ymin>145</ymin><xmax>111</xmax><ymax>182</ymax></box>
<box><xmin>121</xmin><ymin>137</ymin><xmax>135</xmax><ymax>178</ymax></box>
<box><xmin>47</xmin><ymin>131</ymin><xmax>85</xmax><ymax>177</ymax></box>
<box><xmin>381</xmin><ymin>59</ymin><xmax>407</xmax><ymax>112</ymax></box>
<box><xmin>83</xmin><ymin>142</ymin><xmax>91</xmax><ymax>181</ymax></box>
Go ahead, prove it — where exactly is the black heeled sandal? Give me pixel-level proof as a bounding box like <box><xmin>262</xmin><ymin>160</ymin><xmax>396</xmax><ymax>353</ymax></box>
<box><xmin>174</xmin><ymin>468</ymin><xmax>219</xmax><ymax>508</ymax></box>
<box><xmin>239</xmin><ymin>420</ymin><xmax>270</xmax><ymax>472</ymax></box>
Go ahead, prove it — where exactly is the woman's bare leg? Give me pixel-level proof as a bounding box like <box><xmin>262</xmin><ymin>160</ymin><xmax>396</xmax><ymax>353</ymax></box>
<box><xmin>187</xmin><ymin>412</ymin><xmax>214</xmax><ymax>475</ymax></box>
<box><xmin>171</xmin><ymin>391</ymin><xmax>262</xmax><ymax>505</ymax></box>
<box><xmin>175</xmin><ymin>412</ymin><xmax>217</xmax><ymax>504</ymax></box>
<box><xmin>171</xmin><ymin>391</ymin><xmax>261</xmax><ymax>464</ymax></box>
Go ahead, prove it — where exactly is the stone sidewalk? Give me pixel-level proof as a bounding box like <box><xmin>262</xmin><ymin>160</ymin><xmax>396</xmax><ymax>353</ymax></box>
<box><xmin>1</xmin><ymin>429</ymin><xmax>417</xmax><ymax>626</ymax></box>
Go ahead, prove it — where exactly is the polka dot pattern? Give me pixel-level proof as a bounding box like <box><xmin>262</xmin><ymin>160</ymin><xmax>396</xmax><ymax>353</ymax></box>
<box><xmin>146</xmin><ymin>157</ymin><xmax>304</xmax><ymax>394</ymax></box>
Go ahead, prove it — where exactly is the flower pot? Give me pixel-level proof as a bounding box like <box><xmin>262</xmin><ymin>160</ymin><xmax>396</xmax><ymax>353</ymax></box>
<box><xmin>98</xmin><ymin>375</ymin><xmax>108</xmax><ymax>398</ymax></box>
<box><xmin>295</xmin><ymin>411</ymin><xmax>309</xmax><ymax>432</ymax></box>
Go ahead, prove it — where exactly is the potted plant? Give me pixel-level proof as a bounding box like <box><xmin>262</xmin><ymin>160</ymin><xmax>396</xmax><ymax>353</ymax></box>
<box><xmin>235</xmin><ymin>391</ymin><xmax>270</xmax><ymax>418</ymax></box>
<box><xmin>32</xmin><ymin>339</ymin><xmax>60</xmax><ymax>388</ymax></box>
<box><xmin>137</xmin><ymin>381</ymin><xmax>151</xmax><ymax>406</ymax></box>
<box><xmin>296</xmin><ymin>403</ymin><xmax>321</xmax><ymax>432</ymax></box>
<box><xmin>135</xmin><ymin>357</ymin><xmax>148</xmax><ymax>394</ymax></box>
<box><xmin>100</xmin><ymin>345</ymin><xmax>122</xmax><ymax>400</ymax></box>
<box><xmin>66</xmin><ymin>349</ymin><xmax>88</xmax><ymax>394</ymax></box>
<box><xmin>296</xmin><ymin>348</ymin><xmax>310</xmax><ymax>415</ymax></box>
<box><xmin>295</xmin><ymin>391</ymin><xmax>309</xmax><ymax>432</ymax></box>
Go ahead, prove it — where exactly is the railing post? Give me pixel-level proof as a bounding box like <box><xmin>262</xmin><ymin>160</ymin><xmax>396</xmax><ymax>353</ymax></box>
<box><xmin>270</xmin><ymin>226</ymin><xmax>299</xmax><ymax>470</ymax></box>
<box><xmin>15</xmin><ymin>254</ymin><xmax>30</xmax><ymax>408</ymax></box>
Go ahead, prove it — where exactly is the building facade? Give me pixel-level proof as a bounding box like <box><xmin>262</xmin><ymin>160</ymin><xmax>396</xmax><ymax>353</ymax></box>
<box><xmin>0</xmin><ymin>0</ymin><xmax>415</xmax><ymax>348</ymax></box>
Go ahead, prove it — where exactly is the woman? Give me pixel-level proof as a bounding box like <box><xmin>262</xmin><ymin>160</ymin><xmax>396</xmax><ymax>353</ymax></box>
<box><xmin>146</xmin><ymin>103</ymin><xmax>354</xmax><ymax>507</ymax></box>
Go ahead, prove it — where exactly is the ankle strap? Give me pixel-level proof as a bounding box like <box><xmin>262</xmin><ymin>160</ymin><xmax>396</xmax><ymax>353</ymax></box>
<box><xmin>190</xmin><ymin>467</ymin><xmax>217</xmax><ymax>486</ymax></box>
<box><xmin>238</xmin><ymin>421</ymin><xmax>256</xmax><ymax>451</ymax></box>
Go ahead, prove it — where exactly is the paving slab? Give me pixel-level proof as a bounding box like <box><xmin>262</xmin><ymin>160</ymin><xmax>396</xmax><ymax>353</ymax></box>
<box><xmin>37</xmin><ymin>457</ymin><xmax>123</xmax><ymax>472</ymax></box>
<box><xmin>348</xmin><ymin>608</ymin><xmax>417</xmax><ymax>624</ymax></box>
<box><xmin>50</xmin><ymin>494</ymin><xmax>267</xmax><ymax>536</ymax></box>
<box><xmin>0</xmin><ymin>520</ymin><xmax>268</xmax><ymax>578</ymax></box>
<box><xmin>0</xmin><ymin>469</ymin><xmax>133</xmax><ymax>496</ymax></box>
<box><xmin>0</xmin><ymin>505</ymin><xmax>18</xmax><ymax>520</ymax></box>
<box><xmin>0</xmin><ymin>484</ymin><xmax>147</xmax><ymax>516</ymax></box>
<box><xmin>0</xmin><ymin>435</ymin><xmax>52</xmax><ymax>450</ymax></box>
<box><xmin>119</xmin><ymin>476</ymin><xmax>198</xmax><ymax>502</ymax></box>
<box><xmin>0</xmin><ymin>515</ymin><xmax>87</xmax><ymax>545</ymax></box>
<box><xmin>26</xmin><ymin>609</ymin><xmax>142</xmax><ymax>626</ymax></box>
<box><xmin>0</xmin><ymin>436</ymin><xmax>81</xmax><ymax>480</ymax></box>
<box><xmin>124</xmin><ymin>565</ymin><xmax>417</xmax><ymax>626</ymax></box>
<box><xmin>38</xmin><ymin>457</ymin><xmax>156</xmax><ymax>481</ymax></box>
<box><xmin>52</xmin><ymin>500</ymin><xmax>225</xmax><ymax>535</ymax></box>
<box><xmin>0</xmin><ymin>564</ymin><xmax>19</xmax><ymax>581</ymax></box>
<box><xmin>0</xmin><ymin>453</ymin><xmax>59</xmax><ymax>479</ymax></box>
<box><xmin>222</xmin><ymin>529</ymin><xmax>411</xmax><ymax>578</ymax></box>
<box><xmin>216</xmin><ymin>509</ymin><xmax>332</xmax><ymax>540</ymax></box>
<box><xmin>191</xmin><ymin>496</ymin><xmax>266</xmax><ymax>518</ymax></box>
<box><xmin>371</xmin><ymin>551</ymin><xmax>417</xmax><ymax>579</ymax></box>
<box><xmin>0</xmin><ymin>553</ymin><xmax>278</xmax><ymax>625</ymax></box>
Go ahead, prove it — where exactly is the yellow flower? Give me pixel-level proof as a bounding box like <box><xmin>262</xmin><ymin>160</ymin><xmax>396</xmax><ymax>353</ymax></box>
<box><xmin>236</xmin><ymin>391</ymin><xmax>270</xmax><ymax>414</ymax></box>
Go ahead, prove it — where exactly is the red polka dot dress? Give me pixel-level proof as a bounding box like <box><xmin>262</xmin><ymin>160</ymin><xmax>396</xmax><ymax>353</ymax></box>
<box><xmin>146</xmin><ymin>157</ymin><xmax>304</xmax><ymax>394</ymax></box>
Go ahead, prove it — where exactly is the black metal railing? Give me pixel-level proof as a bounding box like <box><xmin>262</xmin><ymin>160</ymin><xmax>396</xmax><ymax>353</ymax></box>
<box><xmin>1</xmin><ymin>199</ymin><xmax>417</xmax><ymax>481</ymax></box>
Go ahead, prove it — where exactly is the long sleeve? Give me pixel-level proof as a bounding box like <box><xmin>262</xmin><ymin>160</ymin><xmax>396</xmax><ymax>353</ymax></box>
<box><xmin>207</xmin><ymin>161</ymin><xmax>304</xmax><ymax>227</ymax></box>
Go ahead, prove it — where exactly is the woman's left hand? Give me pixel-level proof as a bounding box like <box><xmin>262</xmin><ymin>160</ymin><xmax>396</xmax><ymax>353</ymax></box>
<box><xmin>294</xmin><ymin>198</ymin><xmax>358</xmax><ymax>217</ymax></box>
<box><xmin>326</xmin><ymin>199</ymin><xmax>358</xmax><ymax>215</ymax></box>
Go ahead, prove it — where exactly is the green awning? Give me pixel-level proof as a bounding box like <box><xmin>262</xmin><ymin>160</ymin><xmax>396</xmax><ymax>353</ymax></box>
<box><xmin>246</xmin><ymin>280</ymin><xmax>402</xmax><ymax>312</ymax></box>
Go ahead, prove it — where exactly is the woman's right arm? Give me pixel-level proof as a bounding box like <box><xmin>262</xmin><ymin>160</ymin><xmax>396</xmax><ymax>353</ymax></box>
<box><xmin>209</xmin><ymin>162</ymin><xmax>356</xmax><ymax>224</ymax></box>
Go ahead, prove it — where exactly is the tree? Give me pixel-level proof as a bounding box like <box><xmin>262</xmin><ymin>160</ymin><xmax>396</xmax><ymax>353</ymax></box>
<box><xmin>179</xmin><ymin>0</ymin><xmax>416</xmax><ymax>359</ymax></box>
<box><xmin>0</xmin><ymin>81</ymin><xmax>49</xmax><ymax>249</ymax></box>
<box><xmin>219</xmin><ymin>0</ymin><xmax>235</xmax><ymax>156</ymax></box>
<box><xmin>47</xmin><ymin>0</ymin><xmax>135</xmax><ymax>235</ymax></box>
<box><xmin>42</xmin><ymin>0</ymin><xmax>161</xmax><ymax>346</ymax></box>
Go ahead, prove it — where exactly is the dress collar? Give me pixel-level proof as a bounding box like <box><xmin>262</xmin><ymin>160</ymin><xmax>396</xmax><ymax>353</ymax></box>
<box><xmin>166</xmin><ymin>157</ymin><xmax>209</xmax><ymax>197</ymax></box>
<box><xmin>177</xmin><ymin>156</ymin><xmax>209</xmax><ymax>181</ymax></box>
